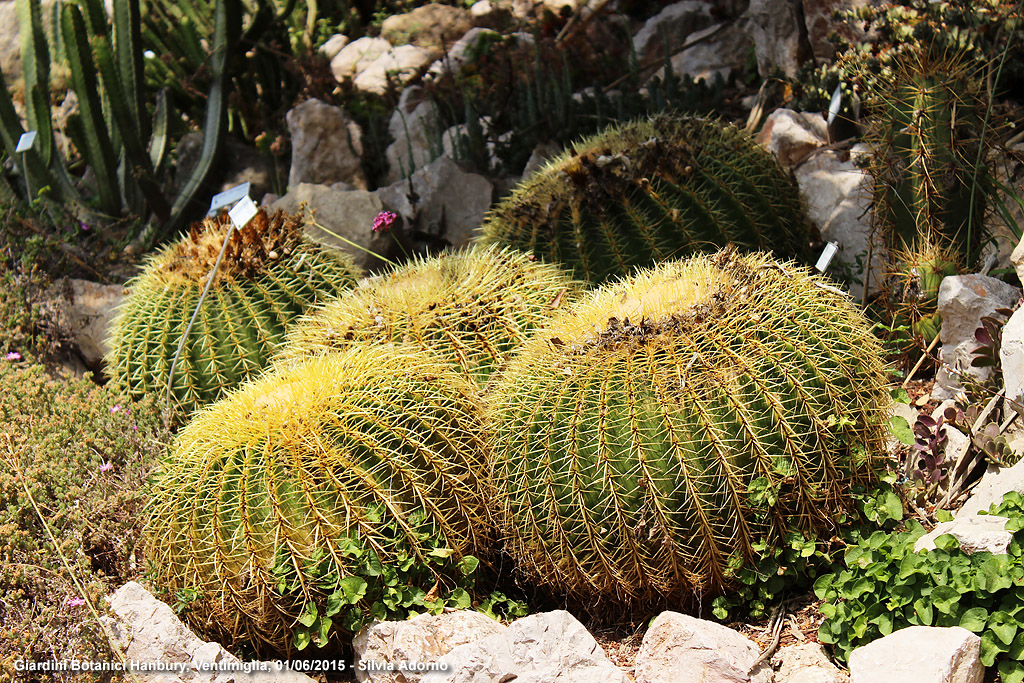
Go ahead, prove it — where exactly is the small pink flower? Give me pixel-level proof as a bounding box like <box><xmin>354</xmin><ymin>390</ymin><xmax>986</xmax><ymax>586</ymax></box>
<box><xmin>4</xmin><ymin>351</ymin><xmax>21</xmax><ymax>361</ymax></box>
<box><xmin>66</xmin><ymin>597</ymin><xmax>86</xmax><ymax>607</ymax></box>
<box><xmin>372</xmin><ymin>211</ymin><xmax>397</xmax><ymax>234</ymax></box>
<box><xmin>132</xmin><ymin>425</ymin><xmax>138</xmax><ymax>431</ymax></box>
<box><xmin>99</xmin><ymin>462</ymin><xmax>113</xmax><ymax>473</ymax></box>
<box><xmin>110</xmin><ymin>405</ymin><xmax>121</xmax><ymax>414</ymax></box>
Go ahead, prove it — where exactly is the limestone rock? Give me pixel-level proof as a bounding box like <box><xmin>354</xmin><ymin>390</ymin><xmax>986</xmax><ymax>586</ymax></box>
<box><xmin>802</xmin><ymin>0</ymin><xmax>874</xmax><ymax>62</ymax></box>
<box><xmin>102</xmin><ymin>581</ymin><xmax>316</xmax><ymax>683</ymax></box>
<box><xmin>522</xmin><ymin>141</ymin><xmax>562</xmax><ymax>179</ymax></box>
<box><xmin>319</xmin><ymin>34</ymin><xmax>350</xmax><ymax>60</ymax></box>
<box><xmin>426</xmin><ymin>29</ymin><xmax>533</xmax><ymax>81</ymax></box>
<box><xmin>631</xmin><ymin>1</ymin><xmax>715</xmax><ymax>63</ymax></box>
<box><xmin>435</xmin><ymin>610</ymin><xmax>627</xmax><ymax>683</ymax></box>
<box><xmin>772</xmin><ymin>643</ymin><xmax>846</xmax><ymax>683</ymax></box>
<box><xmin>958</xmin><ymin>455</ymin><xmax>1024</xmax><ymax>517</ymax></box>
<box><xmin>795</xmin><ymin>150</ymin><xmax>885</xmax><ymax>302</ymax></box>
<box><xmin>331</xmin><ymin>36</ymin><xmax>393</xmax><ymax>81</ymax></box>
<box><xmin>286</xmin><ymin>98</ymin><xmax>367</xmax><ymax>190</ymax></box>
<box><xmin>381</xmin><ymin>4</ymin><xmax>473</xmax><ymax>51</ymax></box>
<box><xmin>634</xmin><ymin>612</ymin><xmax>772</xmax><ymax>683</ymax></box>
<box><xmin>648</xmin><ymin>22</ymin><xmax>752</xmax><ymax>84</ymax></box>
<box><xmin>934</xmin><ymin>275</ymin><xmax>1021</xmax><ymax>399</ymax></box>
<box><xmin>759</xmin><ymin>108</ymin><xmax>828</xmax><ymax>168</ymax></box>
<box><xmin>66</xmin><ymin>279</ymin><xmax>124</xmax><ymax>368</ymax></box>
<box><xmin>271</xmin><ymin>184</ymin><xmax>399</xmax><ymax>272</ymax></box>
<box><xmin>914</xmin><ymin>514</ymin><xmax>1013</xmax><ymax>555</ymax></box>
<box><xmin>848</xmin><ymin>626</ymin><xmax>983</xmax><ymax>683</ymax></box>
<box><xmin>745</xmin><ymin>0</ymin><xmax>813</xmax><ymax>78</ymax></box>
<box><xmin>353</xmin><ymin>611</ymin><xmax>506</xmax><ymax>683</ymax></box>
<box><xmin>376</xmin><ymin>156</ymin><xmax>493</xmax><ymax>251</ymax></box>
<box><xmin>1001</xmin><ymin>308</ymin><xmax>1024</xmax><ymax>408</ymax></box>
<box><xmin>385</xmin><ymin>86</ymin><xmax>440</xmax><ymax>183</ymax></box>
<box><xmin>354</xmin><ymin>45</ymin><xmax>436</xmax><ymax>95</ymax></box>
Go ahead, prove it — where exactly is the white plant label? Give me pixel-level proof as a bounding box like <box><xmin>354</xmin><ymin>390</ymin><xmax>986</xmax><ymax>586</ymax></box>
<box><xmin>815</xmin><ymin>241</ymin><xmax>840</xmax><ymax>272</ymax></box>
<box><xmin>208</xmin><ymin>181</ymin><xmax>251</xmax><ymax>215</ymax></box>
<box><xmin>827</xmin><ymin>85</ymin><xmax>842</xmax><ymax>127</ymax></box>
<box><xmin>16</xmin><ymin>131</ymin><xmax>37</xmax><ymax>153</ymax></box>
<box><xmin>228</xmin><ymin>195</ymin><xmax>258</xmax><ymax>229</ymax></box>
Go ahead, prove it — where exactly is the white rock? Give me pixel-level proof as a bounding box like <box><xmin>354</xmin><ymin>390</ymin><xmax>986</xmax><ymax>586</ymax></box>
<box><xmin>353</xmin><ymin>611</ymin><xmax>506</xmax><ymax>683</ymax></box>
<box><xmin>286</xmin><ymin>98</ymin><xmax>367</xmax><ymax>190</ymax></box>
<box><xmin>435</xmin><ymin>610</ymin><xmax>627</xmax><ymax>683</ymax></box>
<box><xmin>633</xmin><ymin>612</ymin><xmax>772</xmax><ymax>683</ymax></box>
<box><xmin>934</xmin><ymin>275</ymin><xmax>1020</xmax><ymax>398</ymax></box>
<box><xmin>385</xmin><ymin>86</ymin><xmax>441</xmax><ymax>182</ymax></box>
<box><xmin>102</xmin><ymin>581</ymin><xmax>316</xmax><ymax>683</ymax></box>
<box><xmin>914</xmin><ymin>514</ymin><xmax>1013</xmax><ymax>555</ymax></box>
<box><xmin>848</xmin><ymin>626</ymin><xmax>983</xmax><ymax>683</ymax></box>
<box><xmin>794</xmin><ymin>150</ymin><xmax>885</xmax><ymax>301</ymax></box>
<box><xmin>957</xmin><ymin>454</ymin><xmax>1024</xmax><ymax>518</ymax></box>
<box><xmin>648</xmin><ymin>22</ymin><xmax>752</xmax><ymax>84</ymax></box>
<box><xmin>758</xmin><ymin>108</ymin><xmax>828</xmax><ymax>168</ymax></box>
<box><xmin>1001</xmin><ymin>307</ymin><xmax>1024</xmax><ymax>407</ymax></box>
<box><xmin>319</xmin><ymin>34</ymin><xmax>350</xmax><ymax>60</ymax></box>
<box><xmin>631</xmin><ymin>1</ymin><xmax>714</xmax><ymax>63</ymax></box>
<box><xmin>353</xmin><ymin>44</ymin><xmax>436</xmax><ymax>95</ymax></box>
<box><xmin>380</xmin><ymin>4</ymin><xmax>473</xmax><ymax>51</ymax></box>
<box><xmin>67</xmin><ymin>279</ymin><xmax>124</xmax><ymax>368</ymax></box>
<box><xmin>271</xmin><ymin>185</ymin><xmax>399</xmax><ymax>272</ymax></box>
<box><xmin>772</xmin><ymin>643</ymin><xmax>845</xmax><ymax>683</ymax></box>
<box><xmin>332</xmin><ymin>36</ymin><xmax>393</xmax><ymax>81</ymax></box>
<box><xmin>470</xmin><ymin>0</ymin><xmax>493</xmax><ymax>17</ymax></box>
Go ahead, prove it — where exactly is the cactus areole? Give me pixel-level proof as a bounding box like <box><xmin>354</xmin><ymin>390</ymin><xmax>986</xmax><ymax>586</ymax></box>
<box><xmin>488</xmin><ymin>250</ymin><xmax>891</xmax><ymax>609</ymax></box>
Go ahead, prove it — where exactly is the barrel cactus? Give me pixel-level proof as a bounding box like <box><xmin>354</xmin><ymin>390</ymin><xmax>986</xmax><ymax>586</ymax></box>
<box><xmin>106</xmin><ymin>209</ymin><xmax>361</xmax><ymax>415</ymax></box>
<box><xmin>477</xmin><ymin>115</ymin><xmax>814</xmax><ymax>284</ymax></box>
<box><xmin>276</xmin><ymin>245</ymin><xmax>580</xmax><ymax>385</ymax></box>
<box><xmin>488</xmin><ymin>249</ymin><xmax>891</xmax><ymax>608</ymax></box>
<box><xmin>144</xmin><ymin>346</ymin><xmax>491</xmax><ymax>653</ymax></box>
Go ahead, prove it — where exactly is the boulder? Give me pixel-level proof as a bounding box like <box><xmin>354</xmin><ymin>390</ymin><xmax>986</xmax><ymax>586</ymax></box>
<box><xmin>913</xmin><ymin>514</ymin><xmax>1013</xmax><ymax>555</ymax></box>
<box><xmin>66</xmin><ymin>279</ymin><xmax>125</xmax><ymax>368</ymax></box>
<box><xmin>934</xmin><ymin>275</ymin><xmax>1021</xmax><ymax>399</ymax></box>
<box><xmin>381</xmin><ymin>4</ymin><xmax>473</xmax><ymax>51</ymax></box>
<box><xmin>319</xmin><ymin>34</ymin><xmax>350</xmax><ymax>60</ymax></box>
<box><xmin>435</xmin><ymin>610</ymin><xmax>628</xmax><ymax>683</ymax></box>
<box><xmin>331</xmin><ymin>36</ymin><xmax>393</xmax><ymax>81</ymax></box>
<box><xmin>385</xmin><ymin>86</ymin><xmax>440</xmax><ymax>182</ymax></box>
<box><xmin>426</xmin><ymin>29</ymin><xmax>533</xmax><ymax>81</ymax></box>
<box><xmin>376</xmin><ymin>156</ymin><xmax>493</xmax><ymax>251</ymax></box>
<box><xmin>271</xmin><ymin>185</ymin><xmax>400</xmax><ymax>272</ymax></box>
<box><xmin>522</xmin><ymin>141</ymin><xmax>562</xmax><ymax>179</ymax></box>
<box><xmin>1001</xmin><ymin>307</ymin><xmax>1024</xmax><ymax>408</ymax></box>
<box><xmin>759</xmin><ymin>108</ymin><xmax>828</xmax><ymax>168</ymax></box>
<box><xmin>794</xmin><ymin>150</ymin><xmax>885</xmax><ymax>302</ymax></box>
<box><xmin>633</xmin><ymin>612</ymin><xmax>772</xmax><ymax>683</ymax></box>
<box><xmin>630</xmin><ymin>1</ymin><xmax>715</xmax><ymax>63</ymax></box>
<box><xmin>353</xmin><ymin>44</ymin><xmax>435</xmax><ymax>95</ymax></box>
<box><xmin>353</xmin><ymin>611</ymin><xmax>506</xmax><ymax>683</ymax></box>
<box><xmin>286</xmin><ymin>98</ymin><xmax>367</xmax><ymax>190</ymax></box>
<box><xmin>648</xmin><ymin>22</ymin><xmax>752</xmax><ymax>85</ymax></box>
<box><xmin>848</xmin><ymin>626</ymin><xmax>983</xmax><ymax>683</ymax></box>
<box><xmin>101</xmin><ymin>581</ymin><xmax>316</xmax><ymax>683</ymax></box>
<box><xmin>772</xmin><ymin>643</ymin><xmax>845</xmax><ymax>683</ymax></box>
<box><xmin>958</xmin><ymin>456</ymin><xmax>1024</xmax><ymax>517</ymax></box>
<box><xmin>745</xmin><ymin>0</ymin><xmax>814</xmax><ymax>78</ymax></box>
<box><xmin>802</xmin><ymin>0</ymin><xmax>874</xmax><ymax>61</ymax></box>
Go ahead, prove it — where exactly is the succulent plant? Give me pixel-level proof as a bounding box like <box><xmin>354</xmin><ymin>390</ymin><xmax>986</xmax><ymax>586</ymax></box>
<box><xmin>106</xmin><ymin>209</ymin><xmax>361</xmax><ymax>415</ymax></box>
<box><xmin>275</xmin><ymin>245</ymin><xmax>580</xmax><ymax>385</ymax></box>
<box><xmin>477</xmin><ymin>115</ymin><xmax>815</xmax><ymax>284</ymax></box>
<box><xmin>487</xmin><ymin>249</ymin><xmax>891</xmax><ymax>609</ymax></box>
<box><xmin>144</xmin><ymin>346</ymin><xmax>491</xmax><ymax>652</ymax></box>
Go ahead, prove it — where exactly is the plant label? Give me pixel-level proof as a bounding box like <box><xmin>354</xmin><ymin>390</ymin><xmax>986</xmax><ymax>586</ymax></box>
<box><xmin>827</xmin><ymin>85</ymin><xmax>842</xmax><ymax>127</ymax></box>
<box><xmin>208</xmin><ymin>181</ymin><xmax>251</xmax><ymax>216</ymax></box>
<box><xmin>815</xmin><ymin>241</ymin><xmax>839</xmax><ymax>272</ymax></box>
<box><xmin>229</xmin><ymin>195</ymin><xmax>258</xmax><ymax>229</ymax></box>
<box><xmin>15</xmin><ymin>131</ymin><xmax>37</xmax><ymax>153</ymax></box>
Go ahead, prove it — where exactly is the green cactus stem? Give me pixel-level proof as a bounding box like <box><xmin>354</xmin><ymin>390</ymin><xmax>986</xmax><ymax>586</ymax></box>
<box><xmin>487</xmin><ymin>249</ymin><xmax>891</xmax><ymax>610</ymax></box>
<box><xmin>106</xmin><ymin>209</ymin><xmax>361</xmax><ymax>415</ymax></box>
<box><xmin>144</xmin><ymin>346</ymin><xmax>491</xmax><ymax>653</ymax></box>
<box><xmin>275</xmin><ymin>245</ymin><xmax>581</xmax><ymax>385</ymax></box>
<box><xmin>477</xmin><ymin>115</ymin><xmax>815</xmax><ymax>284</ymax></box>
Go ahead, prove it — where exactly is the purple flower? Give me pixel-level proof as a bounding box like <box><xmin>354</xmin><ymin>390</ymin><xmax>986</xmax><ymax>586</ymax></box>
<box><xmin>99</xmin><ymin>462</ymin><xmax>113</xmax><ymax>473</ymax></box>
<box><xmin>79</xmin><ymin>221</ymin><xmax>90</xmax><ymax>232</ymax></box>
<box><xmin>372</xmin><ymin>211</ymin><xmax>397</xmax><ymax>234</ymax></box>
<box><xmin>4</xmin><ymin>351</ymin><xmax>21</xmax><ymax>361</ymax></box>
<box><xmin>66</xmin><ymin>597</ymin><xmax>87</xmax><ymax>608</ymax></box>
<box><xmin>110</xmin><ymin>405</ymin><xmax>121</xmax><ymax>414</ymax></box>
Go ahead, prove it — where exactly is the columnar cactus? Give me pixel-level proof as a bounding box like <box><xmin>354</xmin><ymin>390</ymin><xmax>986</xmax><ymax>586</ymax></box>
<box><xmin>276</xmin><ymin>245</ymin><xmax>580</xmax><ymax>385</ymax></box>
<box><xmin>144</xmin><ymin>346</ymin><xmax>491</xmax><ymax>652</ymax></box>
<box><xmin>106</xmin><ymin>209</ymin><xmax>361</xmax><ymax>415</ymax></box>
<box><xmin>487</xmin><ymin>250</ymin><xmax>891</xmax><ymax>608</ymax></box>
<box><xmin>477</xmin><ymin>115</ymin><xmax>815</xmax><ymax>284</ymax></box>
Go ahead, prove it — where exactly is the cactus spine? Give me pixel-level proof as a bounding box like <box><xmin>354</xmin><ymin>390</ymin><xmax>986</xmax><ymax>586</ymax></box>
<box><xmin>144</xmin><ymin>346</ymin><xmax>491</xmax><ymax>652</ymax></box>
<box><xmin>106</xmin><ymin>209</ymin><xmax>361</xmax><ymax>415</ymax></box>
<box><xmin>477</xmin><ymin>115</ymin><xmax>814</xmax><ymax>284</ymax></box>
<box><xmin>487</xmin><ymin>250</ymin><xmax>891</xmax><ymax>608</ymax></box>
<box><xmin>276</xmin><ymin>245</ymin><xmax>580</xmax><ymax>385</ymax></box>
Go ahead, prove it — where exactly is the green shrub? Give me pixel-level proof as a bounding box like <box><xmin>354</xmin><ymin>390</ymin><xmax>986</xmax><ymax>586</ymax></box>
<box><xmin>815</xmin><ymin>492</ymin><xmax>1024</xmax><ymax>682</ymax></box>
<box><xmin>0</xmin><ymin>358</ymin><xmax>167</xmax><ymax>672</ymax></box>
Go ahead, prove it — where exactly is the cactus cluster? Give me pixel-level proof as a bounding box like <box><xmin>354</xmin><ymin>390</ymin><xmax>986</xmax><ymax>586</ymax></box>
<box><xmin>106</xmin><ymin>209</ymin><xmax>360</xmax><ymax>415</ymax></box>
<box><xmin>477</xmin><ymin>115</ymin><xmax>815</xmax><ymax>284</ymax></box>
<box><xmin>276</xmin><ymin>245</ymin><xmax>579</xmax><ymax>385</ymax></box>
<box><xmin>486</xmin><ymin>250</ymin><xmax>891</xmax><ymax>607</ymax></box>
<box><xmin>144</xmin><ymin>346</ymin><xmax>490</xmax><ymax>652</ymax></box>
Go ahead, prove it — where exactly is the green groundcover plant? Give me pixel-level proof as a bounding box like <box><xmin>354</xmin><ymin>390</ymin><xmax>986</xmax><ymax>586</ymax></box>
<box><xmin>815</xmin><ymin>492</ymin><xmax>1024</xmax><ymax>682</ymax></box>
